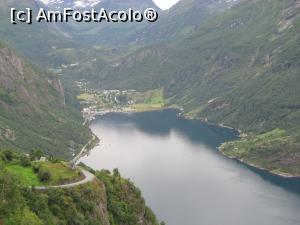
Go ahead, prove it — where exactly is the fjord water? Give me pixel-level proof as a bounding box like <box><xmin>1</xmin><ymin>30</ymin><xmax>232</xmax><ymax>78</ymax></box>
<box><xmin>80</xmin><ymin>110</ymin><xmax>300</xmax><ymax>225</ymax></box>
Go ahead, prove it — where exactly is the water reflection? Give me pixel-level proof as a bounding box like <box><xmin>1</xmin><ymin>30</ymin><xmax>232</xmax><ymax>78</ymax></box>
<box><xmin>98</xmin><ymin>109</ymin><xmax>239</xmax><ymax>147</ymax></box>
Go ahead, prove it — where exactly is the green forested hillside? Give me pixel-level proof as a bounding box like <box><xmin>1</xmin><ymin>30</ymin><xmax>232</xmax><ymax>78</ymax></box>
<box><xmin>0</xmin><ymin>41</ymin><xmax>92</xmax><ymax>159</ymax></box>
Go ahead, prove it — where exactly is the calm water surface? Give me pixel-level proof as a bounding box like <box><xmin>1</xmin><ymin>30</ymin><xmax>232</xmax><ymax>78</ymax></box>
<box><xmin>80</xmin><ymin>110</ymin><xmax>300</xmax><ymax>225</ymax></box>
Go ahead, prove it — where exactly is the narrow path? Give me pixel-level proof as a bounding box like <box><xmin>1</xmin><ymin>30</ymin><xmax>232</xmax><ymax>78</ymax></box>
<box><xmin>70</xmin><ymin>134</ymin><xmax>97</xmax><ymax>168</ymax></box>
<box><xmin>34</xmin><ymin>169</ymin><xmax>95</xmax><ymax>190</ymax></box>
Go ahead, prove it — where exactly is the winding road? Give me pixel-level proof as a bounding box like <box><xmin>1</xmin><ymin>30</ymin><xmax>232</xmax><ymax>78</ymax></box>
<box><xmin>70</xmin><ymin>134</ymin><xmax>97</xmax><ymax>168</ymax></box>
<box><xmin>34</xmin><ymin>169</ymin><xmax>95</xmax><ymax>190</ymax></box>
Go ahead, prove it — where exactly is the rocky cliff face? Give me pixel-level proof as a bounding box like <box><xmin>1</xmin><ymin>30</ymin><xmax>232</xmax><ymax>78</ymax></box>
<box><xmin>0</xmin><ymin>47</ymin><xmax>57</xmax><ymax>107</ymax></box>
<box><xmin>48</xmin><ymin>78</ymin><xmax>66</xmax><ymax>105</ymax></box>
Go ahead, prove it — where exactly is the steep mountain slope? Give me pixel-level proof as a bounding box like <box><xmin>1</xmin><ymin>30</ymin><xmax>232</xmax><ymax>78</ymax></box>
<box><xmin>0</xmin><ymin>41</ymin><xmax>91</xmax><ymax>159</ymax></box>
<box><xmin>92</xmin><ymin>0</ymin><xmax>300</xmax><ymax>175</ymax></box>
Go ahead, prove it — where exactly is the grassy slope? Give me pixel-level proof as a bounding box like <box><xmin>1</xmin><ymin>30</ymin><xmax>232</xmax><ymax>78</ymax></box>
<box><xmin>34</xmin><ymin>162</ymin><xmax>83</xmax><ymax>185</ymax></box>
<box><xmin>6</xmin><ymin>162</ymin><xmax>82</xmax><ymax>186</ymax></box>
<box><xmin>131</xmin><ymin>89</ymin><xmax>165</xmax><ymax>111</ymax></box>
<box><xmin>6</xmin><ymin>164</ymin><xmax>42</xmax><ymax>186</ymax></box>
<box><xmin>95</xmin><ymin>0</ymin><xmax>300</xmax><ymax>175</ymax></box>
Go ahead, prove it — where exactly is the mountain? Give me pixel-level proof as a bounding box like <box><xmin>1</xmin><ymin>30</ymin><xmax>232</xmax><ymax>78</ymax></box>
<box><xmin>0</xmin><ymin>0</ymin><xmax>239</xmax><ymax>70</ymax></box>
<box><xmin>37</xmin><ymin>0</ymin><xmax>238</xmax><ymax>46</ymax></box>
<box><xmin>89</xmin><ymin>0</ymin><xmax>300</xmax><ymax>175</ymax></box>
<box><xmin>0</xmin><ymin>0</ymin><xmax>159</xmax><ymax>68</ymax></box>
<box><xmin>47</xmin><ymin>0</ymin><xmax>240</xmax><ymax>46</ymax></box>
<box><xmin>40</xmin><ymin>0</ymin><xmax>161</xmax><ymax>46</ymax></box>
<box><xmin>0</xmin><ymin>41</ymin><xmax>92</xmax><ymax>159</ymax></box>
<box><xmin>52</xmin><ymin>0</ymin><xmax>241</xmax><ymax>85</ymax></box>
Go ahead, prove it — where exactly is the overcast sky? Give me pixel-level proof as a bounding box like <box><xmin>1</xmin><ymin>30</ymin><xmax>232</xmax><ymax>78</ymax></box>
<box><xmin>40</xmin><ymin>0</ymin><xmax>181</xmax><ymax>10</ymax></box>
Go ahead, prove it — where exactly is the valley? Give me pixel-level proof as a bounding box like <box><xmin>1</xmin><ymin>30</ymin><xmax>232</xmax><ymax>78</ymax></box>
<box><xmin>0</xmin><ymin>0</ymin><xmax>299</xmax><ymax>224</ymax></box>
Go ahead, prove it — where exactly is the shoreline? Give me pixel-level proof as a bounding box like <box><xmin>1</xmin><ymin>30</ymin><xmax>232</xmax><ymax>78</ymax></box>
<box><xmin>180</xmin><ymin>111</ymin><xmax>299</xmax><ymax>179</ymax></box>
<box><xmin>82</xmin><ymin>106</ymin><xmax>299</xmax><ymax>180</ymax></box>
<box><xmin>218</xmin><ymin>147</ymin><xmax>300</xmax><ymax>179</ymax></box>
<box><xmin>83</xmin><ymin>106</ymin><xmax>174</xmax><ymax>125</ymax></box>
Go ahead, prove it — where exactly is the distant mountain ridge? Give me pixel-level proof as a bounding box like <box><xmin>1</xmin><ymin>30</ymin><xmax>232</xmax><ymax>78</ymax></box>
<box><xmin>0</xmin><ymin>0</ymin><xmax>238</xmax><ymax>63</ymax></box>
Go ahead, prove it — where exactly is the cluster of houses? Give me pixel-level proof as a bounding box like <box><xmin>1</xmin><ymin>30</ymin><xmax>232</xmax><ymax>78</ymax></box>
<box><xmin>74</xmin><ymin>80</ymin><xmax>138</xmax><ymax>122</ymax></box>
